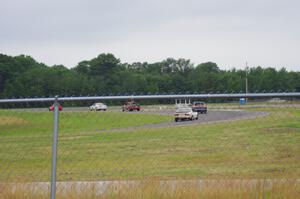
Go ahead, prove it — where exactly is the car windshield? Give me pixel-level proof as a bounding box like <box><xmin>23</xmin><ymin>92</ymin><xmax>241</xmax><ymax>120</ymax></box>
<box><xmin>127</xmin><ymin>101</ymin><xmax>137</xmax><ymax>105</ymax></box>
<box><xmin>194</xmin><ymin>101</ymin><xmax>205</xmax><ymax>105</ymax></box>
<box><xmin>176</xmin><ymin>108</ymin><xmax>191</xmax><ymax>113</ymax></box>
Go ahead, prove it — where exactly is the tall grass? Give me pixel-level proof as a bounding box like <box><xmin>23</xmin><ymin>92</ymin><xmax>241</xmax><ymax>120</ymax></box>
<box><xmin>1</xmin><ymin>179</ymin><xmax>299</xmax><ymax>199</ymax></box>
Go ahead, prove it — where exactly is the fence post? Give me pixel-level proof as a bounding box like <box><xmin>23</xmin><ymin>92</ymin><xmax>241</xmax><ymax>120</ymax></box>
<box><xmin>50</xmin><ymin>96</ymin><xmax>59</xmax><ymax>199</ymax></box>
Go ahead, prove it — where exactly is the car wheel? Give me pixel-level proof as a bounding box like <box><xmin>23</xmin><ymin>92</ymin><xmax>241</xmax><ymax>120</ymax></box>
<box><xmin>175</xmin><ymin>118</ymin><xmax>178</xmax><ymax>122</ymax></box>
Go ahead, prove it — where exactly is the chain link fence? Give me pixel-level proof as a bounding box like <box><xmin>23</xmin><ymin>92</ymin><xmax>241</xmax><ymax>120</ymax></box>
<box><xmin>0</xmin><ymin>93</ymin><xmax>300</xmax><ymax>198</ymax></box>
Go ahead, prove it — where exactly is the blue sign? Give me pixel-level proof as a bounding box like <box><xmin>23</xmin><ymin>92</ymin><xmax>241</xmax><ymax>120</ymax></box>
<box><xmin>239</xmin><ymin>98</ymin><xmax>246</xmax><ymax>104</ymax></box>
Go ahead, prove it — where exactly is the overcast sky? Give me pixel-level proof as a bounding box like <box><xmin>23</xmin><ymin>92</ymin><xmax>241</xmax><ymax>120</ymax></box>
<box><xmin>0</xmin><ymin>0</ymin><xmax>299</xmax><ymax>71</ymax></box>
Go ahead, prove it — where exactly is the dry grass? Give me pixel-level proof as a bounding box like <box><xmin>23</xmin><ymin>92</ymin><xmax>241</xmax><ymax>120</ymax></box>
<box><xmin>1</xmin><ymin>179</ymin><xmax>299</xmax><ymax>199</ymax></box>
<box><xmin>0</xmin><ymin>116</ymin><xmax>27</xmax><ymax>125</ymax></box>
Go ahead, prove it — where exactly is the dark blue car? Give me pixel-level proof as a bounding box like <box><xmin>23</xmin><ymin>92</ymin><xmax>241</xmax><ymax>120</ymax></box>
<box><xmin>191</xmin><ymin>101</ymin><xmax>207</xmax><ymax>114</ymax></box>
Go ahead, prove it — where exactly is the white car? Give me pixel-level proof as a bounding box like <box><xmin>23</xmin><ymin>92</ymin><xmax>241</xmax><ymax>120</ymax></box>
<box><xmin>89</xmin><ymin>103</ymin><xmax>107</xmax><ymax>111</ymax></box>
<box><xmin>174</xmin><ymin>107</ymin><xmax>198</xmax><ymax>122</ymax></box>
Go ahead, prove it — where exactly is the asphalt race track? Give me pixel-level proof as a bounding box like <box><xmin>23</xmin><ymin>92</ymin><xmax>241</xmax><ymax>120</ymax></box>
<box><xmin>104</xmin><ymin>109</ymin><xmax>268</xmax><ymax>131</ymax></box>
<box><xmin>14</xmin><ymin>107</ymin><xmax>268</xmax><ymax>129</ymax></box>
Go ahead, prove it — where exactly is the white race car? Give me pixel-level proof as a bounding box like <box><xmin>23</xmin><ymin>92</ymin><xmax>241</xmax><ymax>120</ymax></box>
<box><xmin>174</xmin><ymin>107</ymin><xmax>198</xmax><ymax>122</ymax></box>
<box><xmin>89</xmin><ymin>103</ymin><xmax>107</xmax><ymax>111</ymax></box>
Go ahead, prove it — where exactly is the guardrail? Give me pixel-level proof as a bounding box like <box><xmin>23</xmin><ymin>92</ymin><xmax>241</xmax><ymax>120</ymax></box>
<box><xmin>0</xmin><ymin>92</ymin><xmax>299</xmax><ymax>103</ymax></box>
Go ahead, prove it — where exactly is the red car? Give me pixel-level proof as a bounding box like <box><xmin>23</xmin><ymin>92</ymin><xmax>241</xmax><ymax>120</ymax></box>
<box><xmin>122</xmin><ymin>101</ymin><xmax>140</xmax><ymax>111</ymax></box>
<box><xmin>49</xmin><ymin>104</ymin><xmax>63</xmax><ymax>111</ymax></box>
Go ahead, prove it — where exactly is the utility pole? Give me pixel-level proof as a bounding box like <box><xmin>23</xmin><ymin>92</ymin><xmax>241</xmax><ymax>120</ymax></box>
<box><xmin>245</xmin><ymin>62</ymin><xmax>249</xmax><ymax>94</ymax></box>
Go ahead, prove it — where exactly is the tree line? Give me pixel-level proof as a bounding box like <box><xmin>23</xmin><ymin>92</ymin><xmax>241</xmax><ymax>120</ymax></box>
<box><xmin>0</xmin><ymin>53</ymin><xmax>299</xmax><ymax>98</ymax></box>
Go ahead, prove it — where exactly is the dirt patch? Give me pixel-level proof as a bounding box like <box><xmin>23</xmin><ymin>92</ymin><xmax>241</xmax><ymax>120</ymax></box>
<box><xmin>0</xmin><ymin>116</ymin><xmax>27</xmax><ymax>125</ymax></box>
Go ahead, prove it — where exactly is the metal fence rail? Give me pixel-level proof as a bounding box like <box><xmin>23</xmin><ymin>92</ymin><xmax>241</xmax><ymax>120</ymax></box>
<box><xmin>0</xmin><ymin>92</ymin><xmax>300</xmax><ymax>103</ymax></box>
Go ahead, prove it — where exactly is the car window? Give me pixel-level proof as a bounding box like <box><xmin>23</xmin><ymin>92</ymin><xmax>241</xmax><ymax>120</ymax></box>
<box><xmin>194</xmin><ymin>102</ymin><xmax>205</xmax><ymax>105</ymax></box>
<box><xmin>127</xmin><ymin>102</ymin><xmax>136</xmax><ymax>105</ymax></box>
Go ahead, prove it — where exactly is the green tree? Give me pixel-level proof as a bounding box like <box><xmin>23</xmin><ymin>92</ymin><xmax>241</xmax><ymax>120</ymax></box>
<box><xmin>89</xmin><ymin>53</ymin><xmax>120</xmax><ymax>76</ymax></box>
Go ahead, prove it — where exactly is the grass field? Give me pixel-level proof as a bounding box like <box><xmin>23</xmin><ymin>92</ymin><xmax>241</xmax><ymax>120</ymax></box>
<box><xmin>0</xmin><ymin>106</ymin><xmax>299</xmax><ymax>182</ymax></box>
<box><xmin>0</xmin><ymin>105</ymin><xmax>300</xmax><ymax>198</ymax></box>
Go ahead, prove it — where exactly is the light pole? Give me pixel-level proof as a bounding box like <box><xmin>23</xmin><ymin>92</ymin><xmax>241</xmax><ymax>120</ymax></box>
<box><xmin>245</xmin><ymin>62</ymin><xmax>248</xmax><ymax>94</ymax></box>
<box><xmin>245</xmin><ymin>62</ymin><xmax>249</xmax><ymax>103</ymax></box>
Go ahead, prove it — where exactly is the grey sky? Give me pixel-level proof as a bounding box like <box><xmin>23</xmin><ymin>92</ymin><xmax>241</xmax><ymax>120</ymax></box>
<box><xmin>0</xmin><ymin>0</ymin><xmax>299</xmax><ymax>71</ymax></box>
